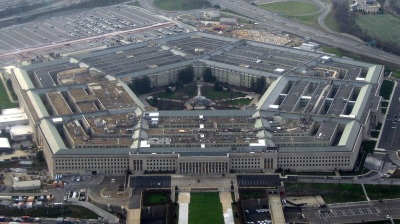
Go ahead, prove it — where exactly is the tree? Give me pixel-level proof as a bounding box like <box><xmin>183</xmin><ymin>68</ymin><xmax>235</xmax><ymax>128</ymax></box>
<box><xmin>250</xmin><ymin>78</ymin><xmax>256</xmax><ymax>91</ymax></box>
<box><xmin>129</xmin><ymin>76</ymin><xmax>151</xmax><ymax>95</ymax></box>
<box><xmin>165</xmin><ymin>86</ymin><xmax>172</xmax><ymax>94</ymax></box>
<box><xmin>214</xmin><ymin>81</ymin><xmax>223</xmax><ymax>91</ymax></box>
<box><xmin>36</xmin><ymin>150</ymin><xmax>45</xmax><ymax>163</ymax></box>
<box><xmin>203</xmin><ymin>67</ymin><xmax>215</xmax><ymax>82</ymax></box>
<box><xmin>255</xmin><ymin>77</ymin><xmax>266</xmax><ymax>94</ymax></box>
<box><xmin>178</xmin><ymin>67</ymin><xmax>194</xmax><ymax>84</ymax></box>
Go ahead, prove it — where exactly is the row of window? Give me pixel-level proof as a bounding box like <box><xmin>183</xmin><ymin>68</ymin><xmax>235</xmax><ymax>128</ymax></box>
<box><xmin>55</xmin><ymin>158</ymin><xmax>128</xmax><ymax>162</ymax></box>
<box><xmin>279</xmin><ymin>163</ymin><xmax>350</xmax><ymax>167</ymax></box>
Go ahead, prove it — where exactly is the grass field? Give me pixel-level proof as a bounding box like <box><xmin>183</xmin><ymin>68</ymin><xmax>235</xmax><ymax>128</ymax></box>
<box><xmin>258</xmin><ymin>1</ymin><xmax>319</xmax><ymax>15</ymax></box>
<box><xmin>0</xmin><ymin>77</ymin><xmax>18</xmax><ymax>110</ymax></box>
<box><xmin>202</xmin><ymin>86</ymin><xmax>246</xmax><ymax>100</ymax></box>
<box><xmin>153</xmin><ymin>0</ymin><xmax>210</xmax><ymax>11</ymax></box>
<box><xmin>258</xmin><ymin>1</ymin><xmax>321</xmax><ymax>30</ymax></box>
<box><xmin>153</xmin><ymin>85</ymin><xmax>197</xmax><ymax>100</ymax></box>
<box><xmin>365</xmin><ymin>185</ymin><xmax>400</xmax><ymax>200</ymax></box>
<box><xmin>189</xmin><ymin>193</ymin><xmax>224</xmax><ymax>224</ymax></box>
<box><xmin>354</xmin><ymin>14</ymin><xmax>400</xmax><ymax>51</ymax></box>
<box><xmin>146</xmin><ymin>193</ymin><xmax>169</xmax><ymax>205</ymax></box>
<box><xmin>284</xmin><ymin>183</ymin><xmax>366</xmax><ymax>203</ymax></box>
<box><xmin>0</xmin><ymin>205</ymin><xmax>98</xmax><ymax>218</ymax></box>
<box><xmin>239</xmin><ymin>189</ymin><xmax>266</xmax><ymax>200</ymax></box>
<box><xmin>380</xmin><ymin>80</ymin><xmax>394</xmax><ymax>100</ymax></box>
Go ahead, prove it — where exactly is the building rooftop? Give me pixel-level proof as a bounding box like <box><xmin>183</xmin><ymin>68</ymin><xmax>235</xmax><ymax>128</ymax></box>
<box><xmin>13</xmin><ymin>31</ymin><xmax>383</xmax><ymax>155</ymax></box>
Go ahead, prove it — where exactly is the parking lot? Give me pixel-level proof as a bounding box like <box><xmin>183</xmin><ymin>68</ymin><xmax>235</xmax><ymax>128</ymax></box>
<box><xmin>242</xmin><ymin>199</ymin><xmax>271</xmax><ymax>224</ymax></box>
<box><xmin>237</xmin><ymin>175</ymin><xmax>281</xmax><ymax>188</ymax></box>
<box><xmin>130</xmin><ymin>176</ymin><xmax>171</xmax><ymax>190</ymax></box>
<box><xmin>0</xmin><ymin>5</ymin><xmax>163</xmax><ymax>53</ymax></box>
<box><xmin>285</xmin><ymin>199</ymin><xmax>400</xmax><ymax>223</ymax></box>
<box><xmin>0</xmin><ymin>4</ymin><xmax>188</xmax><ymax>67</ymax></box>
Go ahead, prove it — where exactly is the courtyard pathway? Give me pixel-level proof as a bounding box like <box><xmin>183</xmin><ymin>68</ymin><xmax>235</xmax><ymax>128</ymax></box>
<box><xmin>220</xmin><ymin>192</ymin><xmax>234</xmax><ymax>224</ymax></box>
<box><xmin>178</xmin><ymin>192</ymin><xmax>190</xmax><ymax>224</ymax></box>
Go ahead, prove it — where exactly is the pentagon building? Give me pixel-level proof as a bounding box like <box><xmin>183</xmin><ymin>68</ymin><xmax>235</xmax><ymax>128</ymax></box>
<box><xmin>10</xmin><ymin>32</ymin><xmax>383</xmax><ymax>176</ymax></box>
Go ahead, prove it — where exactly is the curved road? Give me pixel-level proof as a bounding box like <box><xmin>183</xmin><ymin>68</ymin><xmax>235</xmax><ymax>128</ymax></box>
<box><xmin>140</xmin><ymin>0</ymin><xmax>400</xmax><ymax>67</ymax></box>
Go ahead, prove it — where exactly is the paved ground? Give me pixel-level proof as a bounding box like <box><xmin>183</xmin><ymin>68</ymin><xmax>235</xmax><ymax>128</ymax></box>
<box><xmin>378</xmin><ymin>79</ymin><xmax>400</xmax><ymax>151</ymax></box>
<box><xmin>171</xmin><ymin>174</ymin><xmax>234</xmax><ymax>191</ymax></box>
<box><xmin>178</xmin><ymin>192</ymin><xmax>190</xmax><ymax>224</ymax></box>
<box><xmin>285</xmin><ymin>196</ymin><xmax>325</xmax><ymax>206</ymax></box>
<box><xmin>285</xmin><ymin>199</ymin><xmax>400</xmax><ymax>223</ymax></box>
<box><xmin>70</xmin><ymin>201</ymin><xmax>119</xmax><ymax>224</ymax></box>
<box><xmin>220</xmin><ymin>192</ymin><xmax>234</xmax><ymax>224</ymax></box>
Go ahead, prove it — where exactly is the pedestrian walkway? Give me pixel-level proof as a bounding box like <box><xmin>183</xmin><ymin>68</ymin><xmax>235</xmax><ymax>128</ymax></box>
<box><xmin>220</xmin><ymin>192</ymin><xmax>234</xmax><ymax>224</ymax></box>
<box><xmin>70</xmin><ymin>201</ymin><xmax>119</xmax><ymax>224</ymax></box>
<box><xmin>127</xmin><ymin>208</ymin><xmax>141</xmax><ymax>224</ymax></box>
<box><xmin>178</xmin><ymin>192</ymin><xmax>190</xmax><ymax>224</ymax></box>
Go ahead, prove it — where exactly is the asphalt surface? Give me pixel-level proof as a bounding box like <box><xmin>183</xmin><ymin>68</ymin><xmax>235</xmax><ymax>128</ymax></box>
<box><xmin>285</xmin><ymin>199</ymin><xmax>400</xmax><ymax>223</ymax></box>
<box><xmin>210</xmin><ymin>0</ymin><xmax>400</xmax><ymax>67</ymax></box>
<box><xmin>379</xmin><ymin>79</ymin><xmax>400</xmax><ymax>151</ymax></box>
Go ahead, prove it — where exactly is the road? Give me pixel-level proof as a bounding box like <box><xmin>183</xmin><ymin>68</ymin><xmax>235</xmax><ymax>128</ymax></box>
<box><xmin>209</xmin><ymin>0</ymin><xmax>400</xmax><ymax>67</ymax></box>
<box><xmin>379</xmin><ymin>79</ymin><xmax>400</xmax><ymax>151</ymax></box>
<box><xmin>285</xmin><ymin>199</ymin><xmax>400</xmax><ymax>223</ymax></box>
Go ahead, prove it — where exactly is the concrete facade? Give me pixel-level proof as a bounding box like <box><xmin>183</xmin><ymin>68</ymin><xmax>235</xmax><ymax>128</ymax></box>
<box><xmin>9</xmin><ymin>32</ymin><xmax>383</xmax><ymax>176</ymax></box>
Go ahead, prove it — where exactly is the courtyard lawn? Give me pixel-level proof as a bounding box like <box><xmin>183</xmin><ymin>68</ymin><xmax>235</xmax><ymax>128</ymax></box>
<box><xmin>202</xmin><ymin>86</ymin><xmax>246</xmax><ymax>100</ymax></box>
<box><xmin>153</xmin><ymin>85</ymin><xmax>198</xmax><ymax>100</ymax></box>
<box><xmin>146</xmin><ymin>193</ymin><xmax>169</xmax><ymax>205</ymax></box>
<box><xmin>153</xmin><ymin>0</ymin><xmax>210</xmax><ymax>11</ymax></box>
<box><xmin>0</xmin><ymin>77</ymin><xmax>18</xmax><ymax>109</ymax></box>
<box><xmin>239</xmin><ymin>189</ymin><xmax>266</xmax><ymax>200</ymax></box>
<box><xmin>189</xmin><ymin>193</ymin><xmax>224</xmax><ymax>224</ymax></box>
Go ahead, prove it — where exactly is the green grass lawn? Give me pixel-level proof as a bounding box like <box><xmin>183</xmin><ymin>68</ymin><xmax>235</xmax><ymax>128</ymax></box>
<box><xmin>258</xmin><ymin>1</ymin><xmax>319</xmax><ymax>15</ymax></box>
<box><xmin>354</xmin><ymin>14</ymin><xmax>400</xmax><ymax>51</ymax></box>
<box><xmin>202</xmin><ymin>86</ymin><xmax>246</xmax><ymax>100</ymax></box>
<box><xmin>370</xmin><ymin>130</ymin><xmax>380</xmax><ymax>138</ymax></box>
<box><xmin>146</xmin><ymin>193</ymin><xmax>169</xmax><ymax>205</ymax></box>
<box><xmin>153</xmin><ymin>0</ymin><xmax>210</xmax><ymax>11</ymax></box>
<box><xmin>0</xmin><ymin>206</ymin><xmax>98</xmax><ymax>219</ymax></box>
<box><xmin>365</xmin><ymin>185</ymin><xmax>400</xmax><ymax>200</ymax></box>
<box><xmin>189</xmin><ymin>193</ymin><xmax>224</xmax><ymax>224</ymax></box>
<box><xmin>258</xmin><ymin>1</ymin><xmax>322</xmax><ymax>30</ymax></box>
<box><xmin>153</xmin><ymin>85</ymin><xmax>198</xmax><ymax>100</ymax></box>
<box><xmin>0</xmin><ymin>77</ymin><xmax>18</xmax><ymax>109</ymax></box>
<box><xmin>380</xmin><ymin>80</ymin><xmax>394</xmax><ymax>100</ymax></box>
<box><xmin>324</xmin><ymin>9</ymin><xmax>340</xmax><ymax>32</ymax></box>
<box><xmin>284</xmin><ymin>183</ymin><xmax>366</xmax><ymax>203</ymax></box>
<box><xmin>239</xmin><ymin>190</ymin><xmax>266</xmax><ymax>200</ymax></box>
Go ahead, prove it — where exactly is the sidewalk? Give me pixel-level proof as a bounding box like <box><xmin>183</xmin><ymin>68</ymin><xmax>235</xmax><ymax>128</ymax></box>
<box><xmin>70</xmin><ymin>201</ymin><xmax>119</xmax><ymax>224</ymax></box>
<box><xmin>178</xmin><ymin>192</ymin><xmax>190</xmax><ymax>224</ymax></box>
<box><xmin>220</xmin><ymin>192</ymin><xmax>234</xmax><ymax>224</ymax></box>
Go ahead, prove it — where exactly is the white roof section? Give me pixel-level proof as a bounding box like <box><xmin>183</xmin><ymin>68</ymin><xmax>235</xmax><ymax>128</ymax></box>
<box><xmin>12</xmin><ymin>179</ymin><xmax>41</xmax><ymax>187</ymax></box>
<box><xmin>0</xmin><ymin>113</ymin><xmax>28</xmax><ymax>123</ymax></box>
<box><xmin>0</xmin><ymin>138</ymin><xmax>11</xmax><ymax>148</ymax></box>
<box><xmin>10</xmin><ymin>125</ymin><xmax>33</xmax><ymax>136</ymax></box>
<box><xmin>249</xmin><ymin>139</ymin><xmax>266</xmax><ymax>146</ymax></box>
<box><xmin>2</xmin><ymin>108</ymin><xmax>23</xmax><ymax>115</ymax></box>
<box><xmin>39</xmin><ymin>119</ymin><xmax>67</xmax><ymax>154</ymax></box>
